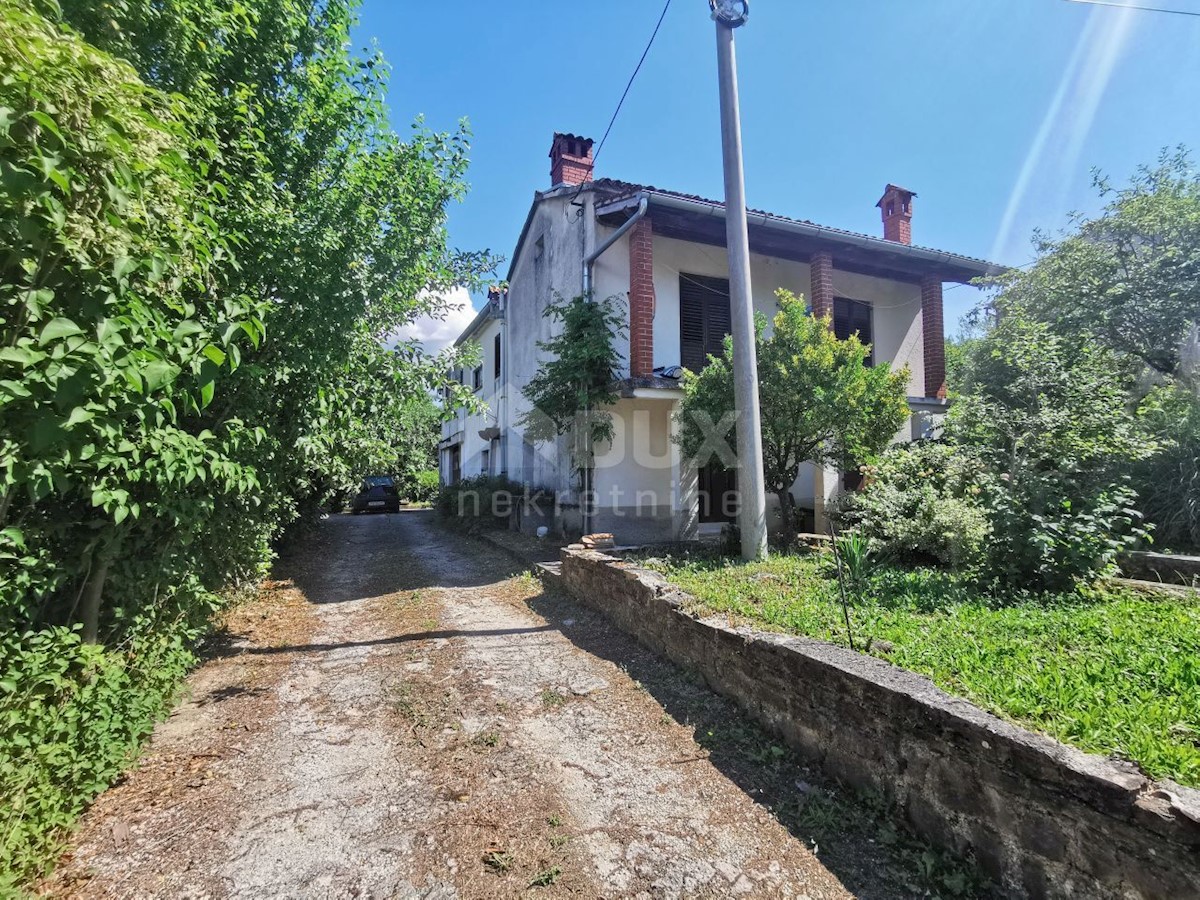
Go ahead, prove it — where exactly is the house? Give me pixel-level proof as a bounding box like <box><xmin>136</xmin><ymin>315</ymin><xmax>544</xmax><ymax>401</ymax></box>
<box><xmin>439</xmin><ymin>133</ymin><xmax>1002</xmax><ymax>542</ymax></box>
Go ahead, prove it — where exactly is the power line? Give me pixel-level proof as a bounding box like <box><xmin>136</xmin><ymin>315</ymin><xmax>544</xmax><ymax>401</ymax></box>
<box><xmin>569</xmin><ymin>0</ymin><xmax>673</xmax><ymax>212</ymax></box>
<box><xmin>1064</xmin><ymin>0</ymin><xmax>1200</xmax><ymax>16</ymax></box>
<box><xmin>593</xmin><ymin>0</ymin><xmax>674</xmax><ymax>168</ymax></box>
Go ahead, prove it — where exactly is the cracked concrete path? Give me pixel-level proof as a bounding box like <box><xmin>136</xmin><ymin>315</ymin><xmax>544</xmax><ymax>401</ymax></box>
<box><xmin>45</xmin><ymin>510</ymin><xmax>856</xmax><ymax>899</ymax></box>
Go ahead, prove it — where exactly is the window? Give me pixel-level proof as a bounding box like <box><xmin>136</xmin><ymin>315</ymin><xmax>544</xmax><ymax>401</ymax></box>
<box><xmin>493</xmin><ymin>333</ymin><xmax>502</xmax><ymax>381</ymax></box>
<box><xmin>481</xmin><ymin>447</ymin><xmax>490</xmax><ymax>475</ymax></box>
<box><xmin>833</xmin><ymin>297</ymin><xmax>873</xmax><ymax>364</ymax></box>
<box><xmin>679</xmin><ymin>274</ymin><xmax>732</xmax><ymax>372</ymax></box>
<box><xmin>473</xmin><ymin>365</ymin><xmax>483</xmax><ymax>391</ymax></box>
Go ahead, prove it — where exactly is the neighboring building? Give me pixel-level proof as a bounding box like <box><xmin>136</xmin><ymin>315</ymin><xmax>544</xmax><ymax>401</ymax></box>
<box><xmin>439</xmin><ymin>133</ymin><xmax>1002</xmax><ymax>542</ymax></box>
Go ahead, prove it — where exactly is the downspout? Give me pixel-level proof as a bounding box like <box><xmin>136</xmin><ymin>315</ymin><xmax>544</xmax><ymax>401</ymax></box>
<box><xmin>583</xmin><ymin>194</ymin><xmax>650</xmax><ymax>298</ymax></box>
<box><xmin>579</xmin><ymin>193</ymin><xmax>650</xmax><ymax>536</ymax></box>
<box><xmin>499</xmin><ymin>288</ymin><xmax>508</xmax><ymax>479</ymax></box>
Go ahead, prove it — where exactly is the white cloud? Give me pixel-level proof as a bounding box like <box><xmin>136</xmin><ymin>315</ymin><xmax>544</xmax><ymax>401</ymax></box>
<box><xmin>392</xmin><ymin>287</ymin><xmax>478</xmax><ymax>357</ymax></box>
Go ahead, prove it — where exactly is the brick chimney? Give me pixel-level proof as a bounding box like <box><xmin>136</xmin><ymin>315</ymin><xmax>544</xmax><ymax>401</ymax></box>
<box><xmin>877</xmin><ymin>184</ymin><xmax>916</xmax><ymax>245</ymax></box>
<box><xmin>549</xmin><ymin>133</ymin><xmax>594</xmax><ymax>187</ymax></box>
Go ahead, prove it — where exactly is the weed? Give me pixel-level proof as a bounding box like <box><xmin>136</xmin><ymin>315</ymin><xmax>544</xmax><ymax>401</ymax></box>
<box><xmin>546</xmin><ymin>814</ymin><xmax>563</xmax><ymax>828</ymax></box>
<box><xmin>529</xmin><ymin>866</ymin><xmax>561</xmax><ymax>887</ymax></box>
<box><xmin>540</xmin><ymin>688</ymin><xmax>566</xmax><ymax>708</ymax></box>
<box><xmin>513</xmin><ymin>571</ymin><xmax>539</xmax><ymax>593</ymax></box>
<box><xmin>473</xmin><ymin>731</ymin><xmax>501</xmax><ymax>749</ymax></box>
<box><xmin>548</xmin><ymin>833</ymin><xmax>570</xmax><ymax>850</ymax></box>
<box><xmin>390</xmin><ymin>683</ymin><xmax>429</xmax><ymax>728</ymax></box>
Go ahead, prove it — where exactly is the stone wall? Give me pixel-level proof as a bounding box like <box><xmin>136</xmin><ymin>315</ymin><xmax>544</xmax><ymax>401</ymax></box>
<box><xmin>1122</xmin><ymin>551</ymin><xmax>1200</xmax><ymax>588</ymax></box>
<box><xmin>558</xmin><ymin>548</ymin><xmax>1200</xmax><ymax>898</ymax></box>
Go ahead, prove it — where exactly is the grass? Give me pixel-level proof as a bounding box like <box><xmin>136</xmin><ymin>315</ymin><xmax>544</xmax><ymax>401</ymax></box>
<box><xmin>642</xmin><ymin>550</ymin><xmax>1200</xmax><ymax>788</ymax></box>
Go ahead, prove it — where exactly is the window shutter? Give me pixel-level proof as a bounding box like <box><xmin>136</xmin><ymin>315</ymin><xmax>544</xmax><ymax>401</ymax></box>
<box><xmin>679</xmin><ymin>274</ymin><xmax>731</xmax><ymax>371</ymax></box>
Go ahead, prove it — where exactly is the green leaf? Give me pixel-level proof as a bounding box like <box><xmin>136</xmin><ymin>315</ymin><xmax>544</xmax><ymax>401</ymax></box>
<box><xmin>0</xmin><ymin>346</ymin><xmax>44</xmax><ymax>366</ymax></box>
<box><xmin>38</xmin><ymin>317</ymin><xmax>85</xmax><ymax>345</ymax></box>
<box><xmin>202</xmin><ymin>344</ymin><xmax>226</xmax><ymax>367</ymax></box>
<box><xmin>64</xmin><ymin>406</ymin><xmax>93</xmax><ymax>428</ymax></box>
<box><xmin>27</xmin><ymin>110</ymin><xmax>64</xmax><ymax>143</ymax></box>
<box><xmin>172</xmin><ymin>321</ymin><xmax>204</xmax><ymax>341</ymax></box>
<box><xmin>0</xmin><ymin>379</ymin><xmax>32</xmax><ymax>398</ymax></box>
<box><xmin>142</xmin><ymin>360</ymin><xmax>180</xmax><ymax>392</ymax></box>
<box><xmin>112</xmin><ymin>257</ymin><xmax>138</xmax><ymax>280</ymax></box>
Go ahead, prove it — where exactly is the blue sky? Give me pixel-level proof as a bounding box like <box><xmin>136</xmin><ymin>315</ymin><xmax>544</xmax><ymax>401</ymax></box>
<box><xmin>358</xmin><ymin>0</ymin><xmax>1200</xmax><ymax>336</ymax></box>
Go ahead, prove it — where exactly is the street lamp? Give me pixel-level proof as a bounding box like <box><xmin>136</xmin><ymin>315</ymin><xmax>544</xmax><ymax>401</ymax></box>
<box><xmin>710</xmin><ymin>0</ymin><xmax>749</xmax><ymax>27</ymax></box>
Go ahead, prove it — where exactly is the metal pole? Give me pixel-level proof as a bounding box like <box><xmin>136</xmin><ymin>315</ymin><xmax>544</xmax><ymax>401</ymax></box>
<box><xmin>715</xmin><ymin>20</ymin><xmax>768</xmax><ymax>560</ymax></box>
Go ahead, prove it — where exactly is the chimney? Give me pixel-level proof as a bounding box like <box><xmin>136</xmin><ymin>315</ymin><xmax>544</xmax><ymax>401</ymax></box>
<box><xmin>877</xmin><ymin>184</ymin><xmax>916</xmax><ymax>245</ymax></box>
<box><xmin>550</xmin><ymin>133</ymin><xmax>595</xmax><ymax>187</ymax></box>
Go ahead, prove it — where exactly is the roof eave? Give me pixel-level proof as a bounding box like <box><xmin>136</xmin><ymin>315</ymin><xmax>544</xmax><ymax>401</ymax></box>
<box><xmin>603</xmin><ymin>187</ymin><xmax>1005</xmax><ymax>283</ymax></box>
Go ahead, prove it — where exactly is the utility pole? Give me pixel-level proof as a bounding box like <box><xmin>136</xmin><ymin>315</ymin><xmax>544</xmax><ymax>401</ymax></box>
<box><xmin>711</xmin><ymin>0</ymin><xmax>768</xmax><ymax>561</ymax></box>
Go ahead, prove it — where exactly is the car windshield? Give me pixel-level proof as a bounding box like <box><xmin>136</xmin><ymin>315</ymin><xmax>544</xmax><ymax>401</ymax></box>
<box><xmin>363</xmin><ymin>476</ymin><xmax>394</xmax><ymax>488</ymax></box>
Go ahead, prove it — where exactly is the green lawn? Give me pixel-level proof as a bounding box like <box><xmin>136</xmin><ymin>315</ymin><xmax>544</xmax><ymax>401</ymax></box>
<box><xmin>642</xmin><ymin>551</ymin><xmax>1200</xmax><ymax>788</ymax></box>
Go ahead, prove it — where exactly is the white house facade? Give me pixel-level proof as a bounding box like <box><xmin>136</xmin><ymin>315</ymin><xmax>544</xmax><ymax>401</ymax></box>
<box><xmin>439</xmin><ymin>133</ymin><xmax>1001</xmax><ymax>542</ymax></box>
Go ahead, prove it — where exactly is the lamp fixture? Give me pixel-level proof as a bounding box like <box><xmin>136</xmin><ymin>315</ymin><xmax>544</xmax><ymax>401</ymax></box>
<box><xmin>709</xmin><ymin>0</ymin><xmax>749</xmax><ymax>27</ymax></box>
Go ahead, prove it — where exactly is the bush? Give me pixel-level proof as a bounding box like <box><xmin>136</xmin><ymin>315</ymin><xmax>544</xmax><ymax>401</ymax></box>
<box><xmin>1133</xmin><ymin>384</ymin><xmax>1200</xmax><ymax>552</ymax></box>
<box><xmin>436</xmin><ymin>476</ymin><xmax>532</xmax><ymax>526</ymax></box>
<box><xmin>407</xmin><ymin>469</ymin><xmax>441</xmax><ymax>503</ymax></box>
<box><xmin>949</xmin><ymin>318</ymin><xmax>1154</xmax><ymax>591</ymax></box>
<box><xmin>0</xmin><ymin>604</ymin><xmax>207</xmax><ymax>889</ymax></box>
<box><xmin>845</xmin><ymin>441</ymin><xmax>990</xmax><ymax>571</ymax></box>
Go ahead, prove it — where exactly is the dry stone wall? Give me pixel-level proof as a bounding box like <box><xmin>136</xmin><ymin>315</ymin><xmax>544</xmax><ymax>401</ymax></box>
<box><xmin>558</xmin><ymin>547</ymin><xmax>1200</xmax><ymax>899</ymax></box>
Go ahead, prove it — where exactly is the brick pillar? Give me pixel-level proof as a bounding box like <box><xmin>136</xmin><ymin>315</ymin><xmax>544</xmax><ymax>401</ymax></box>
<box><xmin>629</xmin><ymin>216</ymin><xmax>655</xmax><ymax>377</ymax></box>
<box><xmin>921</xmin><ymin>275</ymin><xmax>946</xmax><ymax>398</ymax></box>
<box><xmin>810</xmin><ymin>251</ymin><xmax>834</xmax><ymax>322</ymax></box>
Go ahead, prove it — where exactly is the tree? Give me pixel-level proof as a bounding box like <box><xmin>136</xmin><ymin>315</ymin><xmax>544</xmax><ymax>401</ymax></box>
<box><xmin>980</xmin><ymin>150</ymin><xmax>1200</xmax><ymax>551</ymax></box>
<box><xmin>676</xmin><ymin>290</ymin><xmax>910</xmax><ymax>545</ymax></box>
<box><xmin>520</xmin><ymin>292</ymin><xmax>626</xmax><ymax>466</ymax></box>
<box><xmin>47</xmin><ymin>0</ymin><xmax>492</xmax><ymax>627</ymax></box>
<box><xmin>984</xmin><ymin>149</ymin><xmax>1199</xmax><ymax>379</ymax></box>
<box><xmin>948</xmin><ymin>317</ymin><xmax>1155</xmax><ymax>590</ymax></box>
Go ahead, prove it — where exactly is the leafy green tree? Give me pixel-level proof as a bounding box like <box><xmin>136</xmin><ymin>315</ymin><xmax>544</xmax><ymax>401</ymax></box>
<box><xmin>0</xmin><ymin>0</ymin><xmax>262</xmax><ymax>637</ymax></box>
<box><xmin>981</xmin><ymin>150</ymin><xmax>1200</xmax><ymax>550</ymax></box>
<box><xmin>520</xmin><ymin>292</ymin><xmax>627</xmax><ymax>460</ymax></box>
<box><xmin>948</xmin><ymin>317</ymin><xmax>1155</xmax><ymax>590</ymax></box>
<box><xmin>1</xmin><ymin>1</ymin><xmax>489</xmax><ymax>881</ymax></box>
<box><xmin>56</xmin><ymin>0</ymin><xmax>491</xmax><ymax>589</ymax></box>
<box><xmin>676</xmin><ymin>290</ymin><xmax>910</xmax><ymax>545</ymax></box>
<box><xmin>1133</xmin><ymin>384</ymin><xmax>1200</xmax><ymax>551</ymax></box>
<box><xmin>985</xmin><ymin>150</ymin><xmax>1199</xmax><ymax>379</ymax></box>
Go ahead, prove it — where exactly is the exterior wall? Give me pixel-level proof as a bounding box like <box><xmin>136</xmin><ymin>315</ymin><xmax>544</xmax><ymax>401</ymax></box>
<box><xmin>441</xmin><ymin>316</ymin><xmax>503</xmax><ymax>481</ymax></box>
<box><xmin>591</xmin><ymin>396</ymin><xmax>681</xmax><ymax>543</ymax></box>
<box><xmin>441</xmin><ymin>188</ymin><xmax>598</xmax><ymax>522</ymax></box>
<box><xmin>593</xmin><ymin>231</ymin><xmax>926</xmax><ymax>395</ymax></box>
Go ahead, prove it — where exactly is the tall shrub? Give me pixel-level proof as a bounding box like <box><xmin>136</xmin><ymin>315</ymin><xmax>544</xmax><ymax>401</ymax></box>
<box><xmin>949</xmin><ymin>318</ymin><xmax>1155</xmax><ymax>590</ymax></box>
<box><xmin>1</xmin><ymin>0</ymin><xmax>488</xmax><ymax>884</ymax></box>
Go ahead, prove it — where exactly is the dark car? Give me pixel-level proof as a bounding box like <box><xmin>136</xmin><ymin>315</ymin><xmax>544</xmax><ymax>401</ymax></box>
<box><xmin>350</xmin><ymin>475</ymin><xmax>401</xmax><ymax>514</ymax></box>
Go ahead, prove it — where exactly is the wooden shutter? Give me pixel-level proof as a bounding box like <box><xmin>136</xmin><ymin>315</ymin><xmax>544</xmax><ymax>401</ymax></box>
<box><xmin>679</xmin><ymin>274</ymin><xmax>731</xmax><ymax>371</ymax></box>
